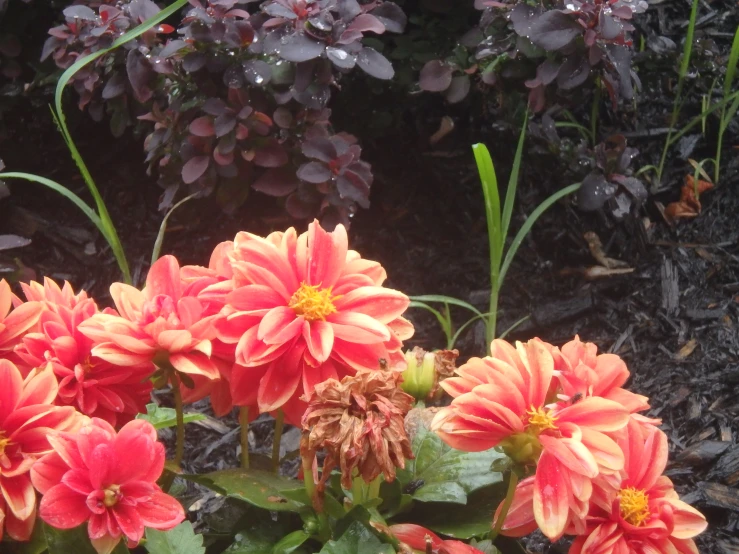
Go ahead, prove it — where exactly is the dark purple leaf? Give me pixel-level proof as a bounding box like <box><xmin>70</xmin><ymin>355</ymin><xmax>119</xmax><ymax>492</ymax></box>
<box><xmin>189</xmin><ymin>116</ymin><xmax>216</xmax><ymax>137</ymax></box>
<box><xmin>557</xmin><ymin>55</ymin><xmax>590</xmax><ymax>90</ymax></box>
<box><xmin>41</xmin><ymin>37</ymin><xmax>61</xmax><ymax>62</ymax></box>
<box><xmin>264</xmin><ymin>3</ymin><xmax>297</xmax><ymax>19</ymax></box>
<box><xmin>336</xmin><ymin>171</ymin><xmax>370</xmax><ymax>208</ymax></box>
<box><xmin>216</xmin><ymin>134</ymin><xmax>236</xmax><ymax>155</ymax></box>
<box><xmin>128</xmin><ymin>0</ymin><xmax>160</xmax><ymax>22</ymax></box>
<box><xmin>346</xmin><ymin>14</ymin><xmax>385</xmax><ymax>35</ymax></box>
<box><xmin>611</xmin><ymin>175</ymin><xmax>647</xmax><ymax>203</ymax></box>
<box><xmin>528</xmin><ymin>10</ymin><xmax>582</xmax><ymax>51</ymax></box>
<box><xmin>63</xmin><ymin>5</ymin><xmax>97</xmax><ymax>20</ymax></box>
<box><xmin>286</xmin><ymin>192</ymin><xmax>318</xmax><ymax>219</ymax></box>
<box><xmin>599</xmin><ymin>13</ymin><xmax>622</xmax><ymax>41</ymax></box>
<box><xmin>578</xmin><ymin>172</ymin><xmax>617</xmax><ymax>211</ymax></box>
<box><xmin>102</xmin><ymin>74</ymin><xmax>126</xmax><ymax>99</ymax></box>
<box><xmin>326</xmin><ymin>46</ymin><xmax>356</xmax><ymax>69</ymax></box>
<box><xmin>338</xmin><ymin>0</ymin><xmax>362</xmax><ymax>21</ymax></box>
<box><xmin>509</xmin><ymin>3</ymin><xmax>542</xmax><ymax>37</ymax></box>
<box><xmin>302</xmin><ymin>138</ymin><xmax>337</xmax><ymax>162</ymax></box>
<box><xmin>356</xmin><ymin>47</ymin><xmax>394</xmax><ymax>80</ymax></box>
<box><xmin>277</xmin><ymin>33</ymin><xmax>325</xmax><ymax>63</ymax></box>
<box><xmin>273</xmin><ymin>107</ymin><xmax>293</xmax><ymax>129</ymax></box>
<box><xmin>0</xmin><ymin>235</ymin><xmax>31</xmax><ymax>251</ymax></box>
<box><xmin>419</xmin><ymin>60</ymin><xmax>453</xmax><ymax>92</ymax></box>
<box><xmin>611</xmin><ymin>6</ymin><xmax>633</xmax><ymax>19</ymax></box>
<box><xmin>182</xmin><ymin>155</ymin><xmax>211</xmax><ymax>184</ymax></box>
<box><xmin>605</xmin><ymin>44</ymin><xmax>634</xmax><ymax>100</ymax></box>
<box><xmin>297</xmin><ymin>161</ymin><xmax>332</xmax><ymax>183</ymax></box>
<box><xmin>370</xmin><ymin>2</ymin><xmax>407</xmax><ymax>34</ymax></box>
<box><xmin>445</xmin><ymin>75</ymin><xmax>470</xmax><ymax>104</ymax></box>
<box><xmin>214</xmin><ymin>113</ymin><xmax>237</xmax><ymax>138</ymax></box>
<box><xmin>159</xmin><ymin>39</ymin><xmax>187</xmax><ymax>58</ymax></box>
<box><xmin>243</xmin><ymin>60</ymin><xmax>272</xmax><ymax>86</ymax></box>
<box><xmin>254</xmin><ymin>140</ymin><xmax>288</xmax><ymax>167</ymax></box>
<box><xmin>253</xmin><ymin>168</ymin><xmax>300</xmax><ymax>197</ymax></box>
<box><xmin>126</xmin><ymin>49</ymin><xmax>153</xmax><ymax>103</ymax></box>
<box><xmin>203</xmin><ymin>98</ymin><xmax>227</xmax><ymax>116</ymax></box>
<box><xmin>182</xmin><ymin>52</ymin><xmax>207</xmax><ymax>72</ymax></box>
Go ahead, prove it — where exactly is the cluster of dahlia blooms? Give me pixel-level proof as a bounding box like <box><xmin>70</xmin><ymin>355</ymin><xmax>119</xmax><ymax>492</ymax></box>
<box><xmin>0</xmin><ymin>220</ymin><xmax>413</xmax><ymax>552</ymax></box>
<box><xmin>432</xmin><ymin>336</ymin><xmax>707</xmax><ymax>554</ymax></box>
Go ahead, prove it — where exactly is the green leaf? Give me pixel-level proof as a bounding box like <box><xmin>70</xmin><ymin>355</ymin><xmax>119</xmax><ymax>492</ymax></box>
<box><xmin>136</xmin><ymin>403</ymin><xmax>206</xmax><ymax>430</ymax></box>
<box><xmin>3</xmin><ymin>522</ymin><xmax>47</xmax><ymax>554</ymax></box>
<box><xmin>410</xmin><ymin>484</ymin><xmax>505</xmax><ymax>539</ymax></box>
<box><xmin>318</xmin><ymin>522</ymin><xmax>394</xmax><ymax>554</ymax></box>
<box><xmin>152</xmin><ymin>192</ymin><xmax>199</xmax><ymax>264</ymax></box>
<box><xmin>401</xmin><ymin>415</ymin><xmax>506</xmax><ymax>504</ymax></box>
<box><xmin>144</xmin><ymin>522</ymin><xmax>205</xmax><ymax>554</ymax></box>
<box><xmin>182</xmin><ymin>469</ymin><xmax>306</xmax><ymax>512</ymax></box>
<box><xmin>271</xmin><ymin>531</ymin><xmax>311</xmax><ymax>554</ymax></box>
<box><xmin>223</xmin><ymin>510</ymin><xmax>303</xmax><ymax>553</ymax></box>
<box><xmin>44</xmin><ymin>524</ymin><xmax>129</xmax><ymax>554</ymax></box>
<box><xmin>409</xmin><ymin>295</ymin><xmax>483</xmax><ymax>316</ymax></box>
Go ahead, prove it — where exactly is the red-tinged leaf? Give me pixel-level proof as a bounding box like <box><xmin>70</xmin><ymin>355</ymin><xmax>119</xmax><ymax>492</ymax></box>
<box><xmin>214</xmin><ymin>113</ymin><xmax>237</xmax><ymax>137</ymax></box>
<box><xmin>277</xmin><ymin>33</ymin><xmax>325</xmax><ymax>62</ymax></box>
<box><xmin>419</xmin><ymin>60</ymin><xmax>453</xmax><ymax>92</ymax></box>
<box><xmin>346</xmin><ymin>14</ymin><xmax>385</xmax><ymax>34</ymax></box>
<box><xmin>182</xmin><ymin>156</ymin><xmax>211</xmax><ymax>184</ymax></box>
<box><xmin>302</xmin><ymin>138</ymin><xmax>337</xmax><ymax>162</ymax></box>
<box><xmin>202</xmin><ymin>98</ymin><xmax>227</xmax><ymax>116</ymax></box>
<box><xmin>356</xmin><ymin>47</ymin><xmax>394</xmax><ymax>80</ymax></box>
<box><xmin>213</xmin><ymin>149</ymin><xmax>234</xmax><ymax>166</ymax></box>
<box><xmin>253</xmin><ymin>140</ymin><xmax>288</xmax><ymax>168</ymax></box>
<box><xmin>370</xmin><ymin>2</ymin><xmax>407</xmax><ymax>33</ymax></box>
<box><xmin>157</xmin><ymin>24</ymin><xmax>175</xmax><ymax>34</ymax></box>
<box><xmin>189</xmin><ymin>116</ymin><xmax>215</xmax><ymax>137</ymax></box>
<box><xmin>445</xmin><ymin>75</ymin><xmax>470</xmax><ymax>104</ymax></box>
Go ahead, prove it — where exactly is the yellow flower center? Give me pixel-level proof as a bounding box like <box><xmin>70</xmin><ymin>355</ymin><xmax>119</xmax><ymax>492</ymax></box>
<box><xmin>525</xmin><ymin>406</ymin><xmax>558</xmax><ymax>435</ymax></box>
<box><xmin>103</xmin><ymin>484</ymin><xmax>121</xmax><ymax>508</ymax></box>
<box><xmin>289</xmin><ymin>282</ymin><xmax>339</xmax><ymax>321</ymax></box>
<box><xmin>0</xmin><ymin>432</ymin><xmax>10</xmax><ymax>454</ymax></box>
<box><xmin>619</xmin><ymin>487</ymin><xmax>651</xmax><ymax>526</ymax></box>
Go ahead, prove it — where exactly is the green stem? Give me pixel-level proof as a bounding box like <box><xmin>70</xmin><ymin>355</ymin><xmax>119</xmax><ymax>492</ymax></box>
<box><xmin>272</xmin><ymin>409</ymin><xmax>285</xmax><ymax>473</ymax></box>
<box><xmin>488</xmin><ymin>284</ymin><xmax>499</xmax><ymax>343</ymax></box>
<box><xmin>171</xmin><ymin>374</ymin><xmax>185</xmax><ymax>468</ymax></box>
<box><xmin>302</xmin><ymin>453</ymin><xmax>318</xmax><ymax>508</ymax></box>
<box><xmin>490</xmin><ymin>471</ymin><xmax>519</xmax><ymax>541</ymax></box>
<box><xmin>240</xmin><ymin>406</ymin><xmax>250</xmax><ymax>470</ymax></box>
<box><xmin>367</xmin><ymin>475</ymin><xmax>382</xmax><ymax>501</ymax></box>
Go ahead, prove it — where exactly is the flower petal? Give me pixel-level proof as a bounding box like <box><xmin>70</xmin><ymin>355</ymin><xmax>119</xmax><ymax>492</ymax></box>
<box><xmin>38</xmin><ymin>483</ymin><xmax>89</xmax><ymax>530</ymax></box>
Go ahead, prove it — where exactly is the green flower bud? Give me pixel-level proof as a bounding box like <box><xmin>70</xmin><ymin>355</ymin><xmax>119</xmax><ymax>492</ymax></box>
<box><xmin>401</xmin><ymin>348</ymin><xmax>437</xmax><ymax>402</ymax></box>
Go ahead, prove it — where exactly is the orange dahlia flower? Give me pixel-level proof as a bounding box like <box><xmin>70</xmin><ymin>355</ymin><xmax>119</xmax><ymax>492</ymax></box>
<box><xmin>553</xmin><ymin>336</ymin><xmax>660</xmax><ymax>427</ymax></box>
<box><xmin>569</xmin><ymin>420</ymin><xmax>707</xmax><ymax>554</ymax></box>
<box><xmin>0</xmin><ymin>360</ymin><xmax>81</xmax><ymax>541</ymax></box>
<box><xmin>431</xmin><ymin>338</ymin><xmax>630</xmax><ymax>539</ymax></box>
<box><xmin>214</xmin><ymin>220</ymin><xmax>413</xmax><ymax>423</ymax></box>
<box><xmin>78</xmin><ymin>255</ymin><xmax>219</xmax><ymax>380</ymax></box>
<box><xmin>0</xmin><ymin>279</ymin><xmax>43</xmax><ymax>355</ymax></box>
<box><xmin>14</xmin><ymin>278</ymin><xmax>153</xmax><ymax>427</ymax></box>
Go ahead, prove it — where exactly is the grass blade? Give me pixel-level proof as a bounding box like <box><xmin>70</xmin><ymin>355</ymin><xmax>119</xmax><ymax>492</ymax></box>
<box><xmin>151</xmin><ymin>192</ymin><xmax>199</xmax><ymax>265</ymax></box>
<box><xmin>409</xmin><ymin>295</ymin><xmax>483</xmax><ymax>316</ymax></box>
<box><xmin>473</xmin><ymin>143</ymin><xmax>502</xmax><ymax>271</ymax></box>
<box><xmin>499</xmin><ymin>182</ymin><xmax>581</xmax><ymax>285</ymax></box>
<box><xmin>53</xmin><ymin>0</ymin><xmax>189</xmax><ymax>283</ymax></box>
<box><xmin>500</xmin><ymin>113</ymin><xmax>528</xmax><ymax>249</ymax></box>
<box><xmin>716</xmin><ymin>25</ymin><xmax>739</xmax><ymax>182</ymax></box>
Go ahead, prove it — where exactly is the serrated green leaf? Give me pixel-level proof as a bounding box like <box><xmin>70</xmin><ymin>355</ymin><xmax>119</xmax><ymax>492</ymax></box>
<box><xmin>181</xmin><ymin>469</ymin><xmax>306</xmax><ymax>512</ymax></box>
<box><xmin>136</xmin><ymin>403</ymin><xmax>206</xmax><ymax>430</ymax></box>
<box><xmin>144</xmin><ymin>522</ymin><xmax>204</xmax><ymax>554</ymax></box>
<box><xmin>318</xmin><ymin>522</ymin><xmax>394</xmax><ymax>554</ymax></box>
<box><xmin>402</xmin><ymin>416</ymin><xmax>505</xmax><ymax>504</ymax></box>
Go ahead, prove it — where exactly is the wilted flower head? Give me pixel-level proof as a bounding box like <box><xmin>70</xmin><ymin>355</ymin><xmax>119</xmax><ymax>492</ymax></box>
<box><xmin>432</xmin><ymin>338</ymin><xmax>630</xmax><ymax>539</ymax></box>
<box><xmin>0</xmin><ymin>360</ymin><xmax>81</xmax><ymax>541</ymax></box>
<box><xmin>79</xmin><ymin>255</ymin><xmax>219</xmax><ymax>380</ymax></box>
<box><xmin>32</xmin><ymin>418</ymin><xmax>185</xmax><ymax>554</ymax></box>
<box><xmin>301</xmin><ymin>369</ymin><xmax>414</xmax><ymax>491</ymax></box>
<box><xmin>214</xmin><ymin>219</ymin><xmax>413</xmax><ymax>424</ymax></box>
<box><xmin>15</xmin><ymin>278</ymin><xmax>153</xmax><ymax>426</ymax></box>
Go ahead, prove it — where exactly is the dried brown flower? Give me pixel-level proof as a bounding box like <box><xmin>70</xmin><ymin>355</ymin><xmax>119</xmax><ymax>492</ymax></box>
<box><xmin>301</xmin><ymin>370</ymin><xmax>414</xmax><ymax>491</ymax></box>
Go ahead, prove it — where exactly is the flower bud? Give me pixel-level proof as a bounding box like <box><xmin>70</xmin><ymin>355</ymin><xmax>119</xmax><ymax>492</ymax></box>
<box><xmin>401</xmin><ymin>347</ymin><xmax>459</xmax><ymax>402</ymax></box>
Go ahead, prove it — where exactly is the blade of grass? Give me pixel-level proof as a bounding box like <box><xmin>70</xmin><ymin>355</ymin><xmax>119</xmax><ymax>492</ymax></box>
<box><xmin>499</xmin><ymin>182</ymin><xmax>581</xmax><ymax>285</ymax></box>
<box><xmin>500</xmin><ymin>113</ymin><xmax>528</xmax><ymax>251</ymax></box>
<box><xmin>53</xmin><ymin>0</ymin><xmax>189</xmax><ymax>283</ymax></box>
<box><xmin>658</xmin><ymin>0</ymin><xmax>699</xmax><ymax>181</ymax></box>
<box><xmin>0</xmin><ymin>172</ymin><xmax>105</xmax><ymax>234</ymax></box>
<box><xmin>668</xmin><ymin>90</ymin><xmax>739</xmax><ymax>147</ymax></box>
<box><xmin>409</xmin><ymin>295</ymin><xmax>483</xmax><ymax>316</ymax></box>
<box><xmin>716</xmin><ymin>25</ymin><xmax>739</xmax><ymax>182</ymax></box>
<box><xmin>151</xmin><ymin>192</ymin><xmax>199</xmax><ymax>265</ymax></box>
<box><xmin>408</xmin><ymin>301</ymin><xmax>453</xmax><ymax>345</ymax></box>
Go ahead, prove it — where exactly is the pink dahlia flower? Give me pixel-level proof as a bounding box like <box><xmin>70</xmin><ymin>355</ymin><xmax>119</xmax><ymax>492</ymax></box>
<box><xmin>0</xmin><ymin>279</ymin><xmax>43</xmax><ymax>355</ymax></box>
<box><xmin>14</xmin><ymin>278</ymin><xmax>153</xmax><ymax>427</ymax></box>
<box><xmin>213</xmin><ymin>220</ymin><xmax>413</xmax><ymax>423</ymax></box>
<box><xmin>569</xmin><ymin>420</ymin><xmax>707</xmax><ymax>554</ymax></box>
<box><xmin>0</xmin><ymin>360</ymin><xmax>81</xmax><ymax>541</ymax></box>
<box><xmin>78</xmin><ymin>255</ymin><xmax>220</xmax><ymax>380</ymax></box>
<box><xmin>32</xmin><ymin>418</ymin><xmax>185</xmax><ymax>554</ymax></box>
<box><xmin>431</xmin><ymin>338</ymin><xmax>630</xmax><ymax>539</ymax></box>
<box><xmin>390</xmin><ymin>523</ymin><xmax>486</xmax><ymax>554</ymax></box>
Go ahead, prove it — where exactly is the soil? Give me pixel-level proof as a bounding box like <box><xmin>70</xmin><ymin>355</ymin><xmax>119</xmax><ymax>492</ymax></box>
<box><xmin>2</xmin><ymin>0</ymin><xmax>739</xmax><ymax>552</ymax></box>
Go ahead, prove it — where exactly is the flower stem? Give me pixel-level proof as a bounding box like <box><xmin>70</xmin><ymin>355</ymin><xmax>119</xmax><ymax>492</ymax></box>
<box><xmin>239</xmin><ymin>406</ymin><xmax>250</xmax><ymax>470</ymax></box>
<box><xmin>271</xmin><ymin>409</ymin><xmax>284</xmax><ymax>473</ymax></box>
<box><xmin>171</xmin><ymin>374</ymin><xmax>185</xmax><ymax>468</ymax></box>
<box><xmin>490</xmin><ymin>470</ymin><xmax>519</xmax><ymax>541</ymax></box>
